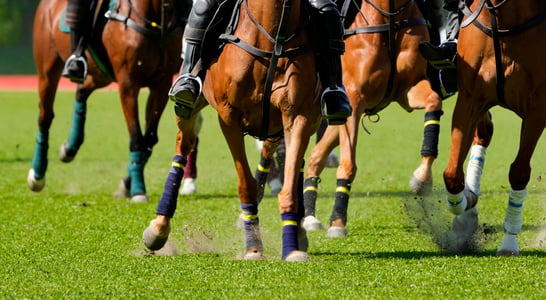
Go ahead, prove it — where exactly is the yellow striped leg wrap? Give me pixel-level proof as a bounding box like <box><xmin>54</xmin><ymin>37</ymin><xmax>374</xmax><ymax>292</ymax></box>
<box><xmin>304</xmin><ymin>185</ymin><xmax>318</xmax><ymax>193</ymax></box>
<box><xmin>281</xmin><ymin>220</ymin><xmax>298</xmax><ymax>227</ymax></box>
<box><xmin>257</xmin><ymin>164</ymin><xmax>270</xmax><ymax>173</ymax></box>
<box><xmin>424</xmin><ymin>119</ymin><xmax>440</xmax><ymax>127</ymax></box>
<box><xmin>336</xmin><ymin>186</ymin><xmax>350</xmax><ymax>194</ymax></box>
<box><xmin>241</xmin><ymin>214</ymin><xmax>258</xmax><ymax>221</ymax></box>
<box><xmin>171</xmin><ymin>161</ymin><xmax>185</xmax><ymax>170</ymax></box>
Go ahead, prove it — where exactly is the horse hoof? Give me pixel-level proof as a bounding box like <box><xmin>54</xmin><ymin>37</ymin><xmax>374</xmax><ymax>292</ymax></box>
<box><xmin>409</xmin><ymin>175</ymin><xmax>432</xmax><ymax>196</ymax></box>
<box><xmin>453</xmin><ymin>206</ymin><xmax>479</xmax><ymax>242</ymax></box>
<box><xmin>243</xmin><ymin>251</ymin><xmax>266</xmax><ymax>260</ymax></box>
<box><xmin>302</xmin><ymin>216</ymin><xmax>324</xmax><ymax>231</ymax></box>
<box><xmin>496</xmin><ymin>234</ymin><xmax>519</xmax><ymax>257</ymax></box>
<box><xmin>132</xmin><ymin>194</ymin><xmax>149</xmax><ymax>203</ymax></box>
<box><xmin>59</xmin><ymin>142</ymin><xmax>76</xmax><ymax>163</ymax></box>
<box><xmin>285</xmin><ymin>251</ymin><xmax>310</xmax><ymax>262</ymax></box>
<box><xmin>113</xmin><ymin>178</ymin><xmax>130</xmax><ymax>199</ymax></box>
<box><xmin>142</xmin><ymin>225</ymin><xmax>169</xmax><ymax>251</ymax></box>
<box><xmin>326</xmin><ymin>226</ymin><xmax>348</xmax><ymax>238</ymax></box>
<box><xmin>180</xmin><ymin>178</ymin><xmax>197</xmax><ymax>195</ymax></box>
<box><xmin>27</xmin><ymin>169</ymin><xmax>45</xmax><ymax>192</ymax></box>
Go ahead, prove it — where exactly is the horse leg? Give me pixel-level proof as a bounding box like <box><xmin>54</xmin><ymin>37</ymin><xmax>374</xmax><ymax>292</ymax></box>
<box><xmin>465</xmin><ymin>112</ymin><xmax>493</xmax><ymax>198</ymax></box>
<box><xmin>269</xmin><ymin>140</ymin><xmax>284</xmax><ymax>195</ymax></box>
<box><xmin>254</xmin><ymin>139</ymin><xmax>282</xmax><ymax>203</ymax></box>
<box><xmin>180</xmin><ymin>137</ymin><xmax>199</xmax><ymax>195</ymax></box>
<box><xmin>325</xmin><ymin>112</ymin><xmax>360</xmax><ymax>238</ymax></box>
<box><xmin>59</xmin><ymin>86</ymin><xmax>94</xmax><ymax>162</ymax></box>
<box><xmin>27</xmin><ymin>49</ymin><xmax>64</xmax><ymax>191</ymax></box>
<box><xmin>406</xmin><ymin>80</ymin><xmax>444</xmax><ymax>196</ymax></box>
<box><xmin>143</xmin><ymin>115</ymin><xmax>200</xmax><ymax>251</ymax></box>
<box><xmin>281</xmin><ymin>116</ymin><xmax>313</xmax><ymax>261</ymax></box>
<box><xmin>216</xmin><ymin>117</ymin><xmax>264</xmax><ymax>260</ymax></box>
<box><xmin>112</xmin><ymin>84</ymin><xmax>152</xmax><ymax>202</ymax></box>
<box><xmin>180</xmin><ymin>112</ymin><xmax>203</xmax><ymax>195</ymax></box>
<box><xmin>302</xmin><ymin>125</ymin><xmax>339</xmax><ymax>231</ymax></box>
<box><xmin>497</xmin><ymin>117</ymin><xmax>544</xmax><ymax>256</ymax></box>
<box><xmin>443</xmin><ymin>92</ymin><xmax>483</xmax><ymax>245</ymax></box>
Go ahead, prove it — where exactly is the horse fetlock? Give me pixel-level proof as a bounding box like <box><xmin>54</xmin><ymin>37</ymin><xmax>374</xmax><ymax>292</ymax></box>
<box><xmin>151</xmin><ymin>217</ymin><xmax>171</xmax><ymax>237</ymax></box>
<box><xmin>446</xmin><ymin>191</ymin><xmax>467</xmax><ymax>215</ymax></box>
<box><xmin>410</xmin><ymin>173</ymin><xmax>433</xmax><ymax>196</ymax></box>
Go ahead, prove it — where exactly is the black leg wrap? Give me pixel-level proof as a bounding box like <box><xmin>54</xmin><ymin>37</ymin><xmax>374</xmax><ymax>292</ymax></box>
<box><xmin>275</xmin><ymin>140</ymin><xmax>286</xmax><ymax>183</ymax></box>
<box><xmin>303</xmin><ymin>177</ymin><xmax>321</xmax><ymax>217</ymax></box>
<box><xmin>297</xmin><ymin>161</ymin><xmax>305</xmax><ymax>221</ymax></box>
<box><xmin>421</xmin><ymin>110</ymin><xmax>444</xmax><ymax>157</ymax></box>
<box><xmin>255</xmin><ymin>155</ymin><xmax>272</xmax><ymax>203</ymax></box>
<box><xmin>330</xmin><ymin>179</ymin><xmax>351</xmax><ymax>224</ymax></box>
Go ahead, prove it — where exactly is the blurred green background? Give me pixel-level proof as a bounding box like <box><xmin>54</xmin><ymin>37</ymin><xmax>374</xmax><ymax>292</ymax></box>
<box><xmin>0</xmin><ymin>0</ymin><xmax>40</xmax><ymax>74</ymax></box>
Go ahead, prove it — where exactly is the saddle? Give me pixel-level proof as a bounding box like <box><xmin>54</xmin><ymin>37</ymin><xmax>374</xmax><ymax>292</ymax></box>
<box><xmin>60</xmin><ymin>0</ymin><xmax>186</xmax><ymax>80</ymax></box>
<box><xmin>199</xmin><ymin>0</ymin><xmax>242</xmax><ymax>70</ymax></box>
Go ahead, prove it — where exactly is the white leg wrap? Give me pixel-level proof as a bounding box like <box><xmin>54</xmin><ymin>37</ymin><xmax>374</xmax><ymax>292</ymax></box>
<box><xmin>503</xmin><ymin>188</ymin><xmax>526</xmax><ymax>235</ymax></box>
<box><xmin>446</xmin><ymin>191</ymin><xmax>467</xmax><ymax>215</ymax></box>
<box><xmin>465</xmin><ymin>145</ymin><xmax>486</xmax><ymax>196</ymax></box>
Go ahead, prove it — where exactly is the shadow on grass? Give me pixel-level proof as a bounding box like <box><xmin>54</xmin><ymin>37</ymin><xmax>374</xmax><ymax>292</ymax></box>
<box><xmin>311</xmin><ymin>249</ymin><xmax>546</xmax><ymax>259</ymax></box>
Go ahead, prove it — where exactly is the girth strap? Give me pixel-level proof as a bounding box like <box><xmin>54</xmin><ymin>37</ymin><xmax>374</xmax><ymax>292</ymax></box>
<box><xmin>105</xmin><ymin>10</ymin><xmax>162</xmax><ymax>38</ymax></box>
<box><xmin>344</xmin><ymin>18</ymin><xmax>428</xmax><ymax>37</ymax></box>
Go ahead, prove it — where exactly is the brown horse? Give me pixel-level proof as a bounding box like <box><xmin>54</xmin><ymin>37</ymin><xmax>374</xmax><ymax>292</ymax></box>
<box><xmin>143</xmin><ymin>0</ymin><xmax>321</xmax><ymax>261</ymax></box>
<box><xmin>443</xmin><ymin>0</ymin><xmax>546</xmax><ymax>256</ymax></box>
<box><xmin>27</xmin><ymin>0</ymin><xmax>188</xmax><ymax>202</ymax></box>
<box><xmin>301</xmin><ymin>0</ymin><xmax>444</xmax><ymax>237</ymax></box>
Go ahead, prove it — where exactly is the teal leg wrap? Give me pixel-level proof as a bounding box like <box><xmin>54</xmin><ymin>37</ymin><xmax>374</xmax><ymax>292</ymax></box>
<box><xmin>31</xmin><ymin>131</ymin><xmax>49</xmax><ymax>179</ymax></box>
<box><xmin>128</xmin><ymin>150</ymin><xmax>151</xmax><ymax>196</ymax></box>
<box><xmin>66</xmin><ymin>100</ymin><xmax>87</xmax><ymax>153</ymax></box>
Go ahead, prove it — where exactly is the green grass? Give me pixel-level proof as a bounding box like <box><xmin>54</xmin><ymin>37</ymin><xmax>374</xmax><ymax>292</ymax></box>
<box><xmin>0</xmin><ymin>90</ymin><xmax>545</xmax><ymax>298</ymax></box>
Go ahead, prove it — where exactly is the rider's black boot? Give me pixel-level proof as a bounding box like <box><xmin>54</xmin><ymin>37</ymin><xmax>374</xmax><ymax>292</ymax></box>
<box><xmin>62</xmin><ymin>29</ymin><xmax>88</xmax><ymax>84</ymax></box>
<box><xmin>312</xmin><ymin>2</ymin><xmax>352</xmax><ymax>125</ymax></box>
<box><xmin>169</xmin><ymin>42</ymin><xmax>203</xmax><ymax>119</ymax></box>
<box><xmin>318</xmin><ymin>55</ymin><xmax>352</xmax><ymax>125</ymax></box>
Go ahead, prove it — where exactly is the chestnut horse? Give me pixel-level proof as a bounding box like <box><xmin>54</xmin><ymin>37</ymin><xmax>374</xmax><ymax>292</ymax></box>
<box><xmin>301</xmin><ymin>0</ymin><xmax>443</xmax><ymax>237</ymax></box>
<box><xmin>142</xmin><ymin>0</ymin><xmax>321</xmax><ymax>261</ymax></box>
<box><xmin>27</xmin><ymin>0</ymin><xmax>187</xmax><ymax>202</ymax></box>
<box><xmin>444</xmin><ymin>0</ymin><xmax>546</xmax><ymax>256</ymax></box>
